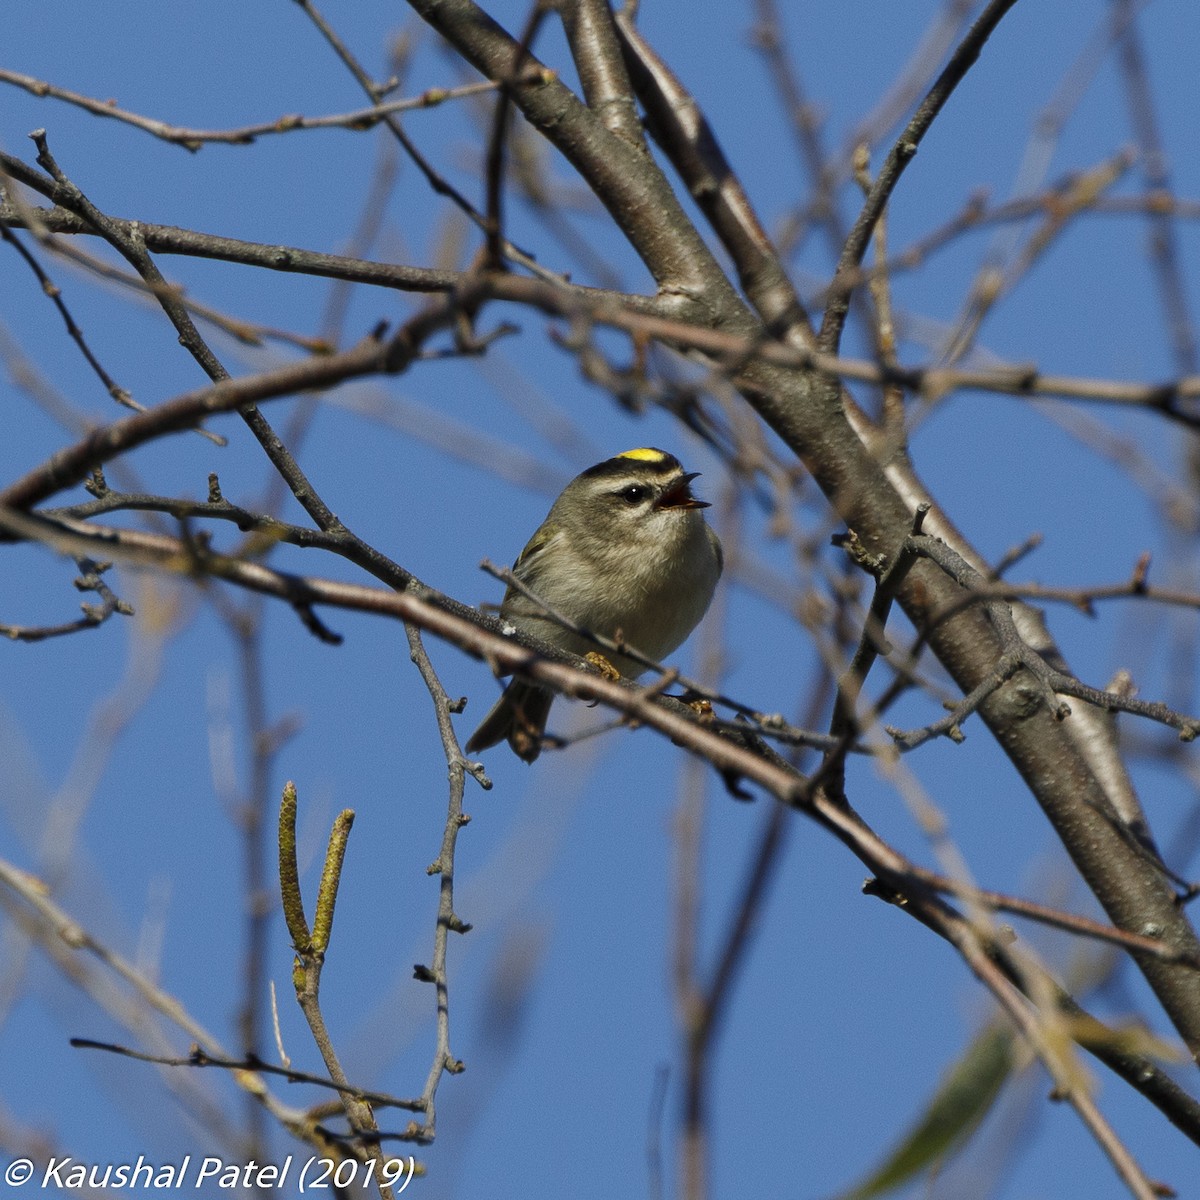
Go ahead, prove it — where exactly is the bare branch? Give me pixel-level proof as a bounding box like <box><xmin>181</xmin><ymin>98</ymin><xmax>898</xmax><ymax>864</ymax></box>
<box><xmin>0</xmin><ymin>66</ymin><xmax>505</xmax><ymax>149</ymax></box>
<box><xmin>820</xmin><ymin>0</ymin><xmax>1023</xmax><ymax>351</ymax></box>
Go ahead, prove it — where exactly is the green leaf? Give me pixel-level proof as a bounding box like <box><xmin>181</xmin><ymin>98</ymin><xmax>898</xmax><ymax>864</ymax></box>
<box><xmin>829</xmin><ymin>1022</ymin><xmax>1016</xmax><ymax>1200</ymax></box>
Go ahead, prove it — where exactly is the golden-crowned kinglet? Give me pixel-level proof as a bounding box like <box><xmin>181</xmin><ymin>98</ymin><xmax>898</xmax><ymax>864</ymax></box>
<box><xmin>466</xmin><ymin>447</ymin><xmax>723</xmax><ymax>762</ymax></box>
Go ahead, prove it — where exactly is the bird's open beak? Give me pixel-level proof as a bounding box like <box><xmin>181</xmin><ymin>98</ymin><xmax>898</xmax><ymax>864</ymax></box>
<box><xmin>658</xmin><ymin>472</ymin><xmax>709</xmax><ymax>510</ymax></box>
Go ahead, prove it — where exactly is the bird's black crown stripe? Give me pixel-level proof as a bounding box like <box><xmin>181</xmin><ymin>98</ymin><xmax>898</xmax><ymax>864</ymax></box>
<box><xmin>579</xmin><ymin>448</ymin><xmax>682</xmax><ymax>481</ymax></box>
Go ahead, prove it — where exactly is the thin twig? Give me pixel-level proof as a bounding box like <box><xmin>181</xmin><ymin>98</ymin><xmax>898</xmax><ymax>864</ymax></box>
<box><xmin>483</xmin><ymin>3</ymin><xmax>552</xmax><ymax>268</ymax></box>
<box><xmin>0</xmin><ymin>556</ymin><xmax>132</xmax><ymax>642</ymax></box>
<box><xmin>292</xmin><ymin>0</ymin><xmax>561</xmax><ymax>285</ymax></box>
<box><xmin>69</xmin><ymin>1038</ymin><xmax>424</xmax><ymax>1112</ymax></box>
<box><xmin>407</xmin><ymin>630</ymin><xmax>481</xmax><ymax>1142</ymax></box>
<box><xmin>0</xmin><ymin>67</ymin><xmax>503</xmax><ymax>148</ymax></box>
<box><xmin>820</xmin><ymin>0</ymin><xmax>1023</xmax><ymax>352</ymax></box>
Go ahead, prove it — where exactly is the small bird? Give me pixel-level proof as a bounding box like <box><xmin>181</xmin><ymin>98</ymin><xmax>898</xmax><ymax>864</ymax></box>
<box><xmin>466</xmin><ymin>447</ymin><xmax>723</xmax><ymax>762</ymax></box>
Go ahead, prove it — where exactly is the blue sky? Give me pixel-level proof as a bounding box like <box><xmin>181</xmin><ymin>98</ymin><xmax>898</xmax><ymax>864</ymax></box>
<box><xmin>3</xmin><ymin>2</ymin><xmax>1200</xmax><ymax>1198</ymax></box>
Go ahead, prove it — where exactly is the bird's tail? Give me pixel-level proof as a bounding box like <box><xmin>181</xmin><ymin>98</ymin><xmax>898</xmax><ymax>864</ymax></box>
<box><xmin>464</xmin><ymin>680</ymin><xmax>554</xmax><ymax>763</ymax></box>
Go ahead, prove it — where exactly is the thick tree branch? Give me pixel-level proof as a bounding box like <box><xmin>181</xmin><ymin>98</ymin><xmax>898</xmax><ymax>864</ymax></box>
<box><xmin>405</xmin><ymin>0</ymin><xmax>749</xmax><ymax>312</ymax></box>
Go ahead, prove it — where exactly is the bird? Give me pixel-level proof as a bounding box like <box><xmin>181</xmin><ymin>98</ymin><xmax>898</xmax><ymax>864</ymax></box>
<box><xmin>466</xmin><ymin>447</ymin><xmax>723</xmax><ymax>762</ymax></box>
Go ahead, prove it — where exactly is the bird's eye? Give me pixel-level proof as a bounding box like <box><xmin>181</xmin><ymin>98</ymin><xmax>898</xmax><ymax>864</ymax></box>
<box><xmin>617</xmin><ymin>484</ymin><xmax>648</xmax><ymax>504</ymax></box>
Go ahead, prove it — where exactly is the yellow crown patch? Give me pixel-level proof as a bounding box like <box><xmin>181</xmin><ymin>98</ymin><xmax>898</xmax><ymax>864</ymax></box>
<box><xmin>617</xmin><ymin>447</ymin><xmax>668</xmax><ymax>463</ymax></box>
